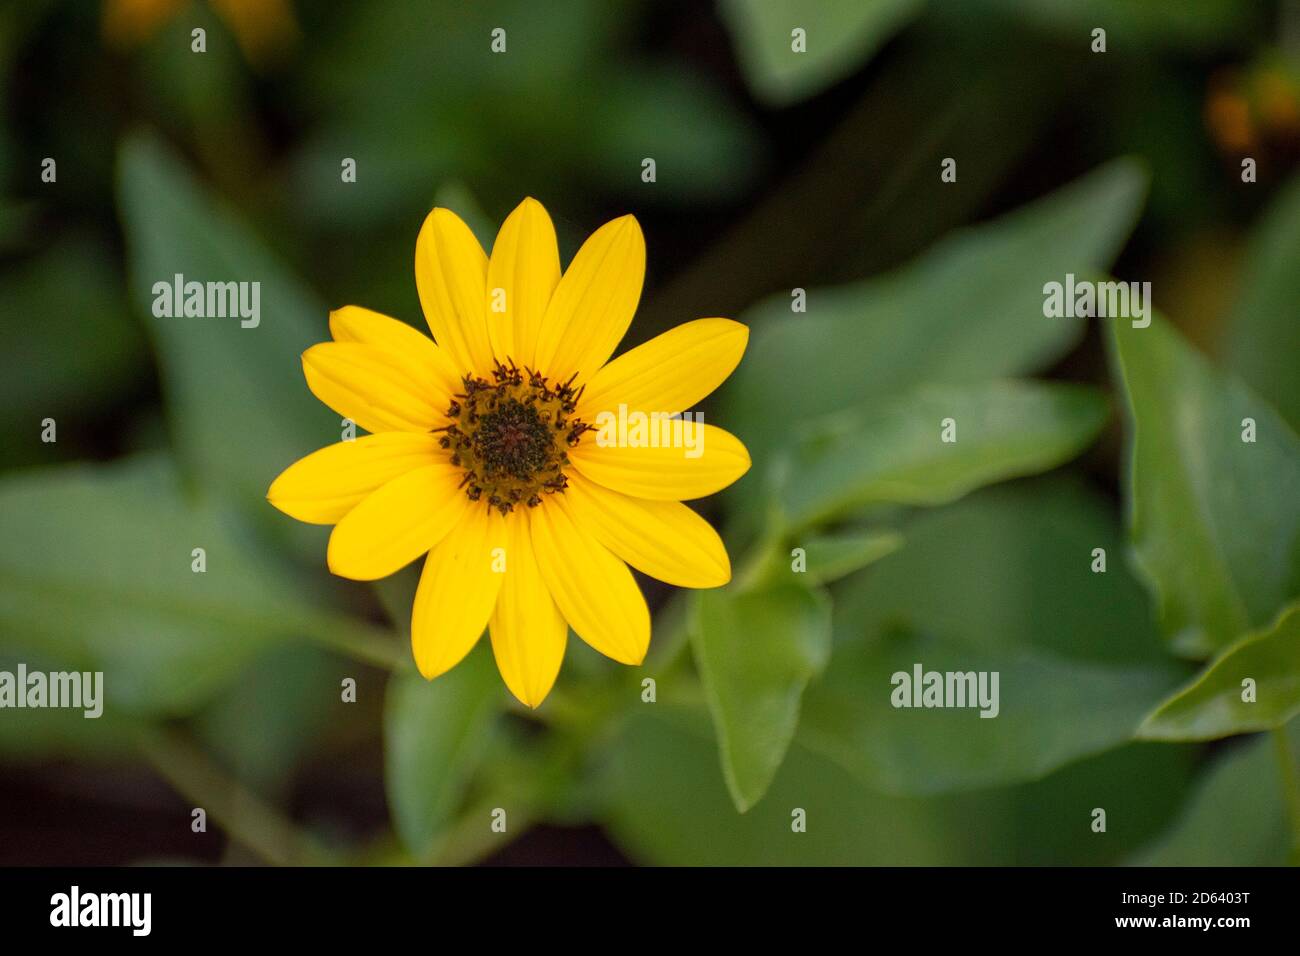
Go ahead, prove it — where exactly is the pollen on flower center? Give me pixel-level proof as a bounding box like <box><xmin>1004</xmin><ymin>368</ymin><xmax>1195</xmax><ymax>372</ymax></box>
<box><xmin>438</xmin><ymin>360</ymin><xmax>591</xmax><ymax>515</ymax></box>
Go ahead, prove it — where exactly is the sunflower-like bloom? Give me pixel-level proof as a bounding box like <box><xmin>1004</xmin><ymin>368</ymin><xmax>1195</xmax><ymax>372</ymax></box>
<box><xmin>268</xmin><ymin>199</ymin><xmax>750</xmax><ymax>707</ymax></box>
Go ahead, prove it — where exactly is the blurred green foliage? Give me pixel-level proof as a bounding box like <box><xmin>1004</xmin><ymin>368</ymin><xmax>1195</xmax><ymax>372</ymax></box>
<box><xmin>1224</xmin><ymin>173</ymin><xmax>1300</xmax><ymax>429</ymax></box>
<box><xmin>720</xmin><ymin>160</ymin><xmax>1146</xmax><ymax>490</ymax></box>
<box><xmin>720</xmin><ymin>0</ymin><xmax>925</xmax><ymax>105</ymax></box>
<box><xmin>0</xmin><ymin>238</ymin><xmax>143</xmax><ymax>469</ymax></box>
<box><xmin>1</xmin><ymin>0</ymin><xmax>1298</xmax><ymax>866</ymax></box>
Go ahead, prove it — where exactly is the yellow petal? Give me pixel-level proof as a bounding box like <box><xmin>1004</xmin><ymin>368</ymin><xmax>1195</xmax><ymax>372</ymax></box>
<box><xmin>533</xmin><ymin>215</ymin><xmax>645</xmax><ymax>385</ymax></box>
<box><xmin>329</xmin><ymin>305</ymin><xmax>464</xmax><ymax>402</ymax></box>
<box><xmin>415</xmin><ymin>207</ymin><xmax>493</xmax><ymax>377</ymax></box>
<box><xmin>327</xmin><ymin>462</ymin><xmax>467</xmax><ymax>580</ymax></box>
<box><xmin>567</xmin><ymin>424</ymin><xmax>751</xmax><ymax>501</ymax></box>
<box><xmin>529</xmin><ymin>493</ymin><xmax>650</xmax><ymax>665</ymax></box>
<box><xmin>302</xmin><ymin>342</ymin><xmax>447</xmax><ymax>434</ymax></box>
<box><xmin>103</xmin><ymin>0</ymin><xmax>184</xmax><ymax>47</ymax></box>
<box><xmin>267</xmin><ymin>433</ymin><xmax>444</xmax><ymax>525</ymax></box>
<box><xmin>210</xmin><ymin>0</ymin><xmax>297</xmax><ymax>64</ymax></box>
<box><xmin>489</xmin><ymin>516</ymin><xmax>567</xmax><ymax>708</ymax></box>
<box><xmin>563</xmin><ymin>472</ymin><xmax>730</xmax><ymax>588</ymax></box>
<box><xmin>485</xmin><ymin>198</ymin><xmax>561</xmax><ymax>368</ymax></box>
<box><xmin>577</xmin><ymin>318</ymin><xmax>748</xmax><ymax>420</ymax></box>
<box><xmin>411</xmin><ymin>506</ymin><xmax>508</xmax><ymax>679</ymax></box>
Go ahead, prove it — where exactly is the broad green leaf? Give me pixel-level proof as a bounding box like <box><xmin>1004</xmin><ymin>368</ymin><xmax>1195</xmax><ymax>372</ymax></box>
<box><xmin>1003</xmin><ymin>741</ymin><xmax>1196</xmax><ymax>866</ymax></box>
<box><xmin>806</xmin><ymin>479</ymin><xmax>1186</xmax><ymax>793</ymax></box>
<box><xmin>0</xmin><ymin>454</ymin><xmax>329</xmax><ymax>715</ymax></box>
<box><xmin>781</xmin><ymin>380</ymin><xmax>1107</xmax><ymax>530</ymax></box>
<box><xmin>1140</xmin><ymin>603</ymin><xmax>1300</xmax><ymax>741</ymax></box>
<box><xmin>384</xmin><ymin>645</ymin><xmax>502</xmax><ymax>860</ymax></box>
<box><xmin>690</xmin><ymin>582</ymin><xmax>831</xmax><ymax>811</ymax></box>
<box><xmin>1131</xmin><ymin>721</ymin><xmax>1297</xmax><ymax>865</ymax></box>
<box><xmin>832</xmin><ymin>478</ymin><xmax>1174</xmax><ymax>664</ymax></box>
<box><xmin>0</xmin><ymin>703</ymin><xmax>141</xmax><ymax>761</ymax></box>
<box><xmin>602</xmin><ymin>707</ymin><xmax>963</xmax><ymax>864</ymax></box>
<box><xmin>0</xmin><ymin>651</ymin><xmax>142</xmax><ymax>760</ymax></box>
<box><xmin>723</xmin><ymin>159</ymin><xmax>1146</xmax><ymax>473</ymax></box>
<box><xmin>1108</xmin><ymin>314</ymin><xmax>1300</xmax><ymax>657</ymax></box>
<box><xmin>795</xmin><ymin>529</ymin><xmax>903</xmax><ymax>586</ymax></box>
<box><xmin>800</xmin><ymin>629</ymin><xmax>1179</xmax><ymax>795</ymax></box>
<box><xmin>1225</xmin><ymin>173</ymin><xmax>1300</xmax><ymax>431</ymax></box>
<box><xmin>719</xmin><ymin>0</ymin><xmax>924</xmax><ymax>105</ymax></box>
<box><xmin>600</xmin><ymin>707</ymin><xmax>1195</xmax><ymax>865</ymax></box>
<box><xmin>117</xmin><ymin>133</ymin><xmax>335</xmax><ymax>514</ymax></box>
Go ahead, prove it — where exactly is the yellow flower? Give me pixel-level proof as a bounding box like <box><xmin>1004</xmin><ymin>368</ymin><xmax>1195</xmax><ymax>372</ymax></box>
<box><xmin>104</xmin><ymin>0</ymin><xmax>297</xmax><ymax>65</ymax></box>
<box><xmin>268</xmin><ymin>199</ymin><xmax>751</xmax><ymax>707</ymax></box>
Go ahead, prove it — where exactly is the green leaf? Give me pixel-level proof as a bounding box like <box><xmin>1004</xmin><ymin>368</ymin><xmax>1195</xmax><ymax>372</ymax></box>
<box><xmin>384</xmin><ymin>645</ymin><xmax>502</xmax><ymax>860</ymax></box>
<box><xmin>795</xmin><ymin>529</ymin><xmax>903</xmax><ymax>586</ymax></box>
<box><xmin>719</xmin><ymin>0</ymin><xmax>924</xmax><ymax>105</ymax></box>
<box><xmin>723</xmin><ymin>159</ymin><xmax>1146</xmax><ymax>473</ymax></box>
<box><xmin>805</xmin><ymin>479</ymin><xmax>1186</xmax><ymax>794</ymax></box>
<box><xmin>1139</xmin><ymin>603</ymin><xmax>1300</xmax><ymax>741</ymax></box>
<box><xmin>1225</xmin><ymin>173</ymin><xmax>1300</xmax><ymax>432</ymax></box>
<box><xmin>0</xmin><ymin>650</ymin><xmax>142</xmax><ymax>760</ymax></box>
<box><xmin>1131</xmin><ymin>722</ymin><xmax>1298</xmax><ymax>865</ymax></box>
<box><xmin>801</xmin><ymin>629</ymin><xmax>1179</xmax><ymax>795</ymax></box>
<box><xmin>117</xmin><ymin>133</ymin><xmax>336</xmax><ymax>515</ymax></box>
<box><xmin>690</xmin><ymin>582</ymin><xmax>831</xmax><ymax>811</ymax></box>
<box><xmin>832</xmin><ymin>478</ymin><xmax>1175</xmax><ymax>664</ymax></box>
<box><xmin>602</xmin><ymin>707</ymin><xmax>963</xmax><ymax>864</ymax></box>
<box><xmin>0</xmin><ymin>455</ymin><xmax>319</xmax><ymax>715</ymax></box>
<box><xmin>600</xmin><ymin>707</ymin><xmax>1197</xmax><ymax>865</ymax></box>
<box><xmin>781</xmin><ymin>381</ymin><xmax>1108</xmax><ymax>530</ymax></box>
<box><xmin>1108</xmin><ymin>314</ymin><xmax>1300</xmax><ymax>657</ymax></box>
<box><xmin>1002</xmin><ymin>741</ymin><xmax>1196</xmax><ymax>865</ymax></box>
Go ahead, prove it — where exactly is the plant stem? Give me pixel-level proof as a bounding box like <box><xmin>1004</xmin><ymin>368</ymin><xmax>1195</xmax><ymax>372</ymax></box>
<box><xmin>430</xmin><ymin>796</ymin><xmax>537</xmax><ymax>867</ymax></box>
<box><xmin>291</xmin><ymin>612</ymin><xmax>411</xmax><ymax>672</ymax></box>
<box><xmin>1273</xmin><ymin>724</ymin><xmax>1300</xmax><ymax>860</ymax></box>
<box><xmin>136</xmin><ymin>726</ymin><xmax>337</xmax><ymax>866</ymax></box>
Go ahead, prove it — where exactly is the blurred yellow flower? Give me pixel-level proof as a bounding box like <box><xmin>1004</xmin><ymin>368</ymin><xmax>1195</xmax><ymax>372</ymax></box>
<box><xmin>103</xmin><ymin>0</ymin><xmax>297</xmax><ymax>64</ymax></box>
<box><xmin>269</xmin><ymin>199</ymin><xmax>750</xmax><ymax>707</ymax></box>
<box><xmin>1206</xmin><ymin>60</ymin><xmax>1300</xmax><ymax>157</ymax></box>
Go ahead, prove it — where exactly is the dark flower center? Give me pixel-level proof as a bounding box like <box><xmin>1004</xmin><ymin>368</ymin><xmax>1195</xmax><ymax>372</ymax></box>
<box><xmin>438</xmin><ymin>361</ymin><xmax>591</xmax><ymax>515</ymax></box>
